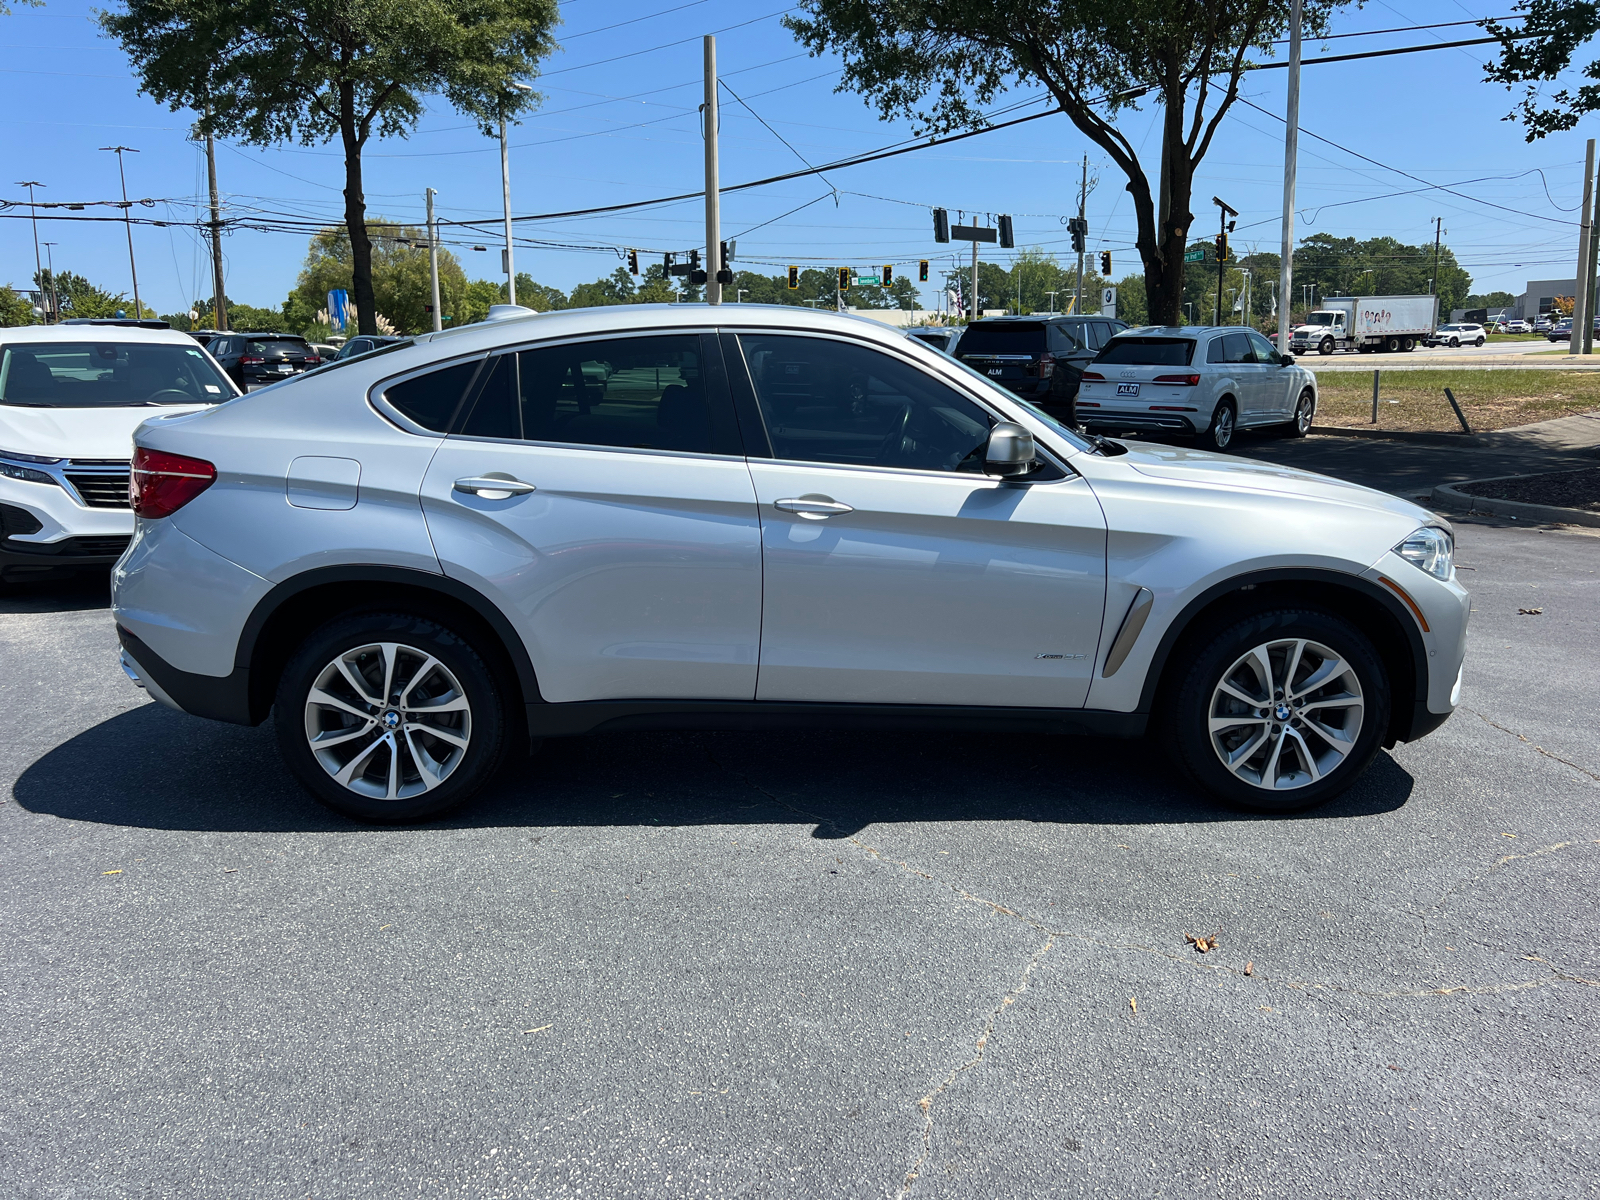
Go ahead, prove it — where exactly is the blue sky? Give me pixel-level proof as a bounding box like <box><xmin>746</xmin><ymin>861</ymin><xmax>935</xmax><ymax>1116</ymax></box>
<box><xmin>3</xmin><ymin>1</ymin><xmax>1591</xmax><ymax>315</ymax></box>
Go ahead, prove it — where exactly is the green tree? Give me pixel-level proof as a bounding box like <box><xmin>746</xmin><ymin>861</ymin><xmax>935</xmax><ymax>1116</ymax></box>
<box><xmin>1112</xmin><ymin>272</ymin><xmax>1147</xmax><ymax>324</ymax></box>
<box><xmin>568</xmin><ymin>266</ymin><xmax>636</xmax><ymax>309</ymax></box>
<box><xmin>1465</xmin><ymin>291</ymin><xmax>1516</xmax><ymax>309</ymax></box>
<box><xmin>101</xmin><ymin>0</ymin><xmax>559</xmax><ymax>335</ymax></box>
<box><xmin>0</xmin><ymin>286</ymin><xmax>38</xmax><ymax>327</ymax></box>
<box><xmin>287</xmin><ymin>221</ymin><xmax>483</xmax><ymax>335</ymax></box>
<box><xmin>786</xmin><ymin>0</ymin><xmax>1351</xmax><ymax>327</ymax></box>
<box><xmin>1485</xmin><ymin>3</ymin><xmax>1600</xmax><ymax>138</ymax></box>
<box><xmin>36</xmin><ymin>270</ymin><xmax>131</xmax><ymax>320</ymax></box>
<box><xmin>1289</xmin><ymin>234</ymin><xmax>1471</xmax><ymax>325</ymax></box>
<box><xmin>500</xmin><ymin>272</ymin><xmax>567</xmax><ymax>311</ymax></box>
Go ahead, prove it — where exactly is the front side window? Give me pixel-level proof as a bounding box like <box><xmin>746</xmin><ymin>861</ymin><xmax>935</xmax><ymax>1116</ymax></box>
<box><xmin>1246</xmin><ymin>330</ymin><xmax>1281</xmax><ymax>364</ymax></box>
<box><xmin>460</xmin><ymin>334</ymin><xmax>715</xmax><ymax>454</ymax></box>
<box><xmin>738</xmin><ymin>334</ymin><xmax>993</xmax><ymax>472</ymax></box>
<box><xmin>0</xmin><ymin>341</ymin><xmax>236</xmax><ymax>408</ymax></box>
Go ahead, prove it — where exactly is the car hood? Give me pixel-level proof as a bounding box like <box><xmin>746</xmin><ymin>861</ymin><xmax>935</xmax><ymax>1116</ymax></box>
<box><xmin>0</xmin><ymin>403</ymin><xmax>207</xmax><ymax>461</ymax></box>
<box><xmin>1117</xmin><ymin>442</ymin><xmax>1434</xmax><ymax>523</ymax></box>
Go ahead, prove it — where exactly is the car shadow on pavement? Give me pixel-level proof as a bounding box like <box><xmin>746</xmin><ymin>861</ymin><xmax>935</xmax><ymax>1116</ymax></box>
<box><xmin>12</xmin><ymin>700</ymin><xmax>1415</xmax><ymax>835</ymax></box>
<box><xmin>0</xmin><ymin>571</ymin><xmax>112</xmax><ymax>614</ymax></box>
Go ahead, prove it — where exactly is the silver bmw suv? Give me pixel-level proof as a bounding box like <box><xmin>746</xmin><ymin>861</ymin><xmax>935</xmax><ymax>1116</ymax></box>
<box><xmin>112</xmin><ymin>305</ymin><xmax>1468</xmax><ymax>822</ymax></box>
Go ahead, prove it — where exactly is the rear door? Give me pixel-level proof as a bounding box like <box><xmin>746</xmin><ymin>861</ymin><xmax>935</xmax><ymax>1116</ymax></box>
<box><xmin>418</xmin><ymin>331</ymin><xmax>763</xmax><ymax>703</ymax></box>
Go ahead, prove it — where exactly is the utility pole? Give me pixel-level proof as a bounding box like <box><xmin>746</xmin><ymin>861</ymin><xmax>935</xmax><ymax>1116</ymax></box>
<box><xmin>1277</xmin><ymin>0</ymin><xmax>1302</xmax><ymax>353</ymax></box>
<box><xmin>971</xmin><ymin>236</ymin><xmax>979</xmax><ymax>321</ymax></box>
<box><xmin>703</xmin><ymin>35</ymin><xmax>722</xmax><ymax>305</ymax></box>
<box><xmin>204</xmin><ymin>131</ymin><xmax>228</xmax><ymax>330</ymax></box>
<box><xmin>1075</xmin><ymin>155</ymin><xmax>1088</xmax><ymax>315</ymax></box>
<box><xmin>426</xmin><ymin>188</ymin><xmax>442</xmax><ymax>332</ymax></box>
<box><xmin>41</xmin><ymin>242</ymin><xmax>59</xmax><ymax>322</ymax></box>
<box><xmin>1585</xmin><ymin>151</ymin><xmax>1600</xmax><ymax>354</ymax></box>
<box><xmin>499</xmin><ymin>81</ymin><xmax>532</xmax><ymax>306</ymax></box>
<box><xmin>1429</xmin><ymin>216</ymin><xmax>1445</xmax><ymax>319</ymax></box>
<box><xmin>1576</xmin><ymin>142</ymin><xmax>1597</xmax><ymax>354</ymax></box>
<box><xmin>1213</xmin><ymin>196</ymin><xmax>1237</xmax><ymax>326</ymax></box>
<box><xmin>16</xmin><ymin>181</ymin><xmax>44</xmax><ymax>318</ymax></box>
<box><xmin>100</xmin><ymin>146</ymin><xmax>142</xmax><ymax>317</ymax></box>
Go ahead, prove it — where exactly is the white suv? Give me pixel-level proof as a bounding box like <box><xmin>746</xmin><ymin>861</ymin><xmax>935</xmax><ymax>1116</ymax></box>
<box><xmin>1073</xmin><ymin>326</ymin><xmax>1318</xmax><ymax>451</ymax></box>
<box><xmin>1426</xmin><ymin>324</ymin><xmax>1486</xmax><ymax>348</ymax></box>
<box><xmin>111</xmin><ymin>305</ymin><xmax>1468</xmax><ymax>822</ymax></box>
<box><xmin>1</xmin><ymin>320</ymin><xmax>238</xmax><ymax>582</ymax></box>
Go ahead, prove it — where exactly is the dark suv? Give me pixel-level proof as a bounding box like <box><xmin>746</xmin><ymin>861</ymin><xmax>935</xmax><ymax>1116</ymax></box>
<box><xmin>955</xmin><ymin>315</ymin><xmax>1127</xmax><ymax>422</ymax></box>
<box><xmin>204</xmin><ymin>332</ymin><xmax>322</xmax><ymax>389</ymax></box>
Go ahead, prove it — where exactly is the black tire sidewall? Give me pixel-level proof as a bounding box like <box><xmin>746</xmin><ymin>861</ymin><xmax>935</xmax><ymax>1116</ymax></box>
<box><xmin>1207</xmin><ymin>399</ymin><xmax>1236</xmax><ymax>451</ymax></box>
<box><xmin>1164</xmin><ymin>608</ymin><xmax>1390</xmax><ymax>813</ymax></box>
<box><xmin>274</xmin><ymin>611</ymin><xmax>507</xmax><ymax>823</ymax></box>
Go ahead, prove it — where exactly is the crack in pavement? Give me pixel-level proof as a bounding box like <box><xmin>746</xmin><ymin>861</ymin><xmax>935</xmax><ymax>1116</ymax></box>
<box><xmin>1462</xmin><ymin>706</ymin><xmax>1600</xmax><ymax>783</ymax></box>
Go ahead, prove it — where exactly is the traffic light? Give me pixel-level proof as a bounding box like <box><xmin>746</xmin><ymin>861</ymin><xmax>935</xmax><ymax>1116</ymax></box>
<box><xmin>627</xmin><ymin>249</ymin><xmax>639</xmax><ymax>275</ymax></box>
<box><xmin>933</xmin><ymin>207</ymin><xmax>950</xmax><ymax>243</ymax></box>
<box><xmin>1216</xmin><ymin>232</ymin><xmax>1229</xmax><ymax>262</ymax></box>
<box><xmin>664</xmin><ymin>252</ymin><xmax>675</xmax><ymax>277</ymax></box>
<box><xmin>838</xmin><ymin>266</ymin><xmax>851</xmax><ymax>291</ymax></box>
<box><xmin>1068</xmin><ymin>217</ymin><xmax>1087</xmax><ymax>254</ymax></box>
<box><xmin>882</xmin><ymin>264</ymin><xmax>893</xmax><ymax>285</ymax></box>
<box><xmin>787</xmin><ymin>265</ymin><xmax>799</xmax><ymax>290</ymax></box>
<box><xmin>918</xmin><ymin>260</ymin><xmax>929</xmax><ymax>282</ymax></box>
<box><xmin>1099</xmin><ymin>251</ymin><xmax>1111</xmax><ymax>276</ymax></box>
<box><xmin>998</xmin><ymin>214</ymin><xmax>1014</xmax><ymax>249</ymax></box>
<box><xmin>716</xmin><ymin>240</ymin><xmax>732</xmax><ymax>285</ymax></box>
<box><xmin>689</xmin><ymin>248</ymin><xmax>706</xmax><ymax>286</ymax></box>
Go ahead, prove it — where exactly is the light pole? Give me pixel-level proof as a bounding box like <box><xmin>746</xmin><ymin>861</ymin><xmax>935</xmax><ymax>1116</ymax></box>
<box><xmin>1046</xmin><ymin>290</ymin><xmax>1059</xmax><ymax>315</ymax></box>
<box><xmin>736</xmin><ymin>289</ymin><xmax>748</xmax><ymax>304</ymax></box>
<box><xmin>425</xmin><ymin>187</ymin><xmax>441</xmax><ymax>332</ymax></box>
<box><xmin>41</xmin><ymin>242</ymin><xmax>59</xmax><ymax>322</ymax></box>
<box><xmin>100</xmin><ymin>146</ymin><xmax>142</xmax><ymax>317</ymax></box>
<box><xmin>499</xmin><ymin>82</ymin><xmax>534</xmax><ymax>305</ymax></box>
<box><xmin>16</xmin><ymin>181</ymin><xmax>44</xmax><ymax>312</ymax></box>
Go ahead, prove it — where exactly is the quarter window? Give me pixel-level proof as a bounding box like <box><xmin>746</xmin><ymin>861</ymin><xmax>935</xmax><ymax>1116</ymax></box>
<box><xmin>459</xmin><ymin>335</ymin><xmax>715</xmax><ymax>454</ymax></box>
<box><xmin>383</xmin><ymin>359</ymin><xmax>481</xmax><ymax>432</ymax></box>
<box><xmin>737</xmin><ymin>334</ymin><xmax>993</xmax><ymax>472</ymax></box>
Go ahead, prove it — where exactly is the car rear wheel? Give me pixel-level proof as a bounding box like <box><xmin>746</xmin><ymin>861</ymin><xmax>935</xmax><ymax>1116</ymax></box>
<box><xmin>1164</xmin><ymin>608</ymin><xmax>1389</xmax><ymax>813</ymax></box>
<box><xmin>1202</xmin><ymin>399</ymin><xmax>1236</xmax><ymax>451</ymax></box>
<box><xmin>1385</xmin><ymin>336</ymin><xmax>1401</xmax><ymax>352</ymax></box>
<box><xmin>275</xmin><ymin>611</ymin><xmax>508</xmax><ymax>823</ymax></box>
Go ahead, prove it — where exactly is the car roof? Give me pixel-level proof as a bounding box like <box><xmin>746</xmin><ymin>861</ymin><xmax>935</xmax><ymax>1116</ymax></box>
<box><xmin>967</xmin><ymin>314</ymin><xmax>1106</xmax><ymax>324</ymax></box>
<box><xmin>1114</xmin><ymin>325</ymin><xmax>1251</xmax><ymax>337</ymax></box>
<box><xmin>0</xmin><ymin>323</ymin><xmax>203</xmax><ymax>348</ymax></box>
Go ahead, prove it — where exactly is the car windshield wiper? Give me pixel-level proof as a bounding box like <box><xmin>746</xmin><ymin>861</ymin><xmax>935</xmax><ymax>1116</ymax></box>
<box><xmin>1084</xmin><ymin>432</ymin><xmax>1128</xmax><ymax>456</ymax></box>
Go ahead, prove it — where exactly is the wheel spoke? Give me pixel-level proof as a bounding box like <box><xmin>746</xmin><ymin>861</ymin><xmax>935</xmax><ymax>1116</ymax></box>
<box><xmin>1210</xmin><ymin>714</ymin><xmax>1267</xmax><ymax>733</ymax></box>
<box><xmin>1303</xmin><ymin>712</ymin><xmax>1359</xmax><ymax>748</ymax></box>
<box><xmin>1299</xmin><ymin>692</ymin><xmax>1360</xmax><ymax>716</ymax></box>
<box><xmin>398</xmin><ymin>655</ymin><xmax>441</xmax><ymax>706</ymax></box>
<box><xmin>1284</xmin><ymin>727</ymin><xmax>1325</xmax><ymax>780</ymax></box>
<box><xmin>403</xmin><ymin>727</ymin><xmax>444</xmax><ymax>791</ymax></box>
<box><xmin>1292</xmin><ymin>655</ymin><xmax>1349</xmax><ymax>698</ymax></box>
<box><xmin>385</xmin><ymin>732</ymin><xmax>400</xmax><ymax>799</ymax></box>
<box><xmin>1216</xmin><ymin>679</ymin><xmax>1266</xmax><ymax>707</ymax></box>
<box><xmin>1247</xmin><ymin>646</ymin><xmax>1277</xmax><ymax>698</ymax></box>
<box><xmin>309</xmin><ymin>687</ymin><xmax>373</xmax><ymax>722</ymax></box>
<box><xmin>407</xmin><ymin>692</ymin><xmax>469</xmax><ymax>714</ymax></box>
<box><xmin>1261</xmin><ymin>727</ymin><xmax>1289</xmax><ymax>786</ymax></box>
<box><xmin>310</xmin><ymin>722</ymin><xmax>375</xmax><ymax>748</ymax></box>
<box><xmin>408</xmin><ymin>721</ymin><xmax>468</xmax><ymax>749</ymax></box>
<box><xmin>333</xmin><ymin>734</ymin><xmax>387</xmax><ymax>787</ymax></box>
<box><xmin>1223</xmin><ymin>727</ymin><xmax>1271</xmax><ymax>773</ymax></box>
<box><xmin>334</xmin><ymin>658</ymin><xmax>380</xmax><ymax>705</ymax></box>
<box><xmin>1282</xmin><ymin>639</ymin><xmax>1308</xmax><ymax>696</ymax></box>
<box><xmin>378</xmin><ymin>643</ymin><xmax>400</xmax><ymax>705</ymax></box>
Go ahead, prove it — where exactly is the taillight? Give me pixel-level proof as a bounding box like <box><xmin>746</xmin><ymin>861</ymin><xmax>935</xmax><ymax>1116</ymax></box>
<box><xmin>1153</xmin><ymin>373</ymin><xmax>1202</xmax><ymax>386</ymax></box>
<box><xmin>1080</xmin><ymin>370</ymin><xmax>1105</xmax><ymax>381</ymax></box>
<box><xmin>1038</xmin><ymin>352</ymin><xmax>1056</xmax><ymax>379</ymax></box>
<box><xmin>306</xmin><ymin>355</ymin><xmax>322</xmax><ymax>365</ymax></box>
<box><xmin>239</xmin><ymin>355</ymin><xmax>264</xmax><ymax>365</ymax></box>
<box><xmin>130</xmin><ymin>447</ymin><xmax>216</xmax><ymax>519</ymax></box>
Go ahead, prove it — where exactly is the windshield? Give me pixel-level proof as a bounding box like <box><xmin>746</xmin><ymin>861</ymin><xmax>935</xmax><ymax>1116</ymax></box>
<box><xmin>957</xmin><ymin>322</ymin><xmax>1046</xmax><ymax>355</ymax></box>
<box><xmin>1305</xmin><ymin>312</ymin><xmax>1340</xmax><ymax>326</ymax></box>
<box><xmin>1095</xmin><ymin>336</ymin><xmax>1195</xmax><ymax>366</ymax></box>
<box><xmin>0</xmin><ymin>341</ymin><xmax>236</xmax><ymax>408</ymax></box>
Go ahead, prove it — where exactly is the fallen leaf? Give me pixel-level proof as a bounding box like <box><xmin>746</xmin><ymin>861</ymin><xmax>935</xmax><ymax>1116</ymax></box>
<box><xmin>1518</xmin><ymin>607</ymin><xmax>1543</xmax><ymax>615</ymax></box>
<box><xmin>1388</xmin><ymin>1064</ymin><xmax>1401</xmax><ymax>1072</ymax></box>
<box><xmin>918</xmin><ymin>1098</ymin><xmax>931</xmax><ymax>1112</ymax></box>
<box><xmin>1501</xmin><ymin>832</ymin><xmax>1517</xmax><ymax>838</ymax></box>
<box><xmin>522</xmin><ymin>1024</ymin><xmax>552</xmax><ymax>1034</ymax></box>
<box><xmin>1129</xmin><ymin>997</ymin><xmax>1137</xmax><ymax>1013</ymax></box>
<box><xmin>1244</xmin><ymin>961</ymin><xmax>1254</xmax><ymax>976</ymax></box>
<box><xmin>102</xmin><ymin>869</ymin><xmax>121</xmax><ymax>875</ymax></box>
<box><xmin>1185</xmin><ymin>932</ymin><xmax>1220</xmax><ymax>953</ymax></box>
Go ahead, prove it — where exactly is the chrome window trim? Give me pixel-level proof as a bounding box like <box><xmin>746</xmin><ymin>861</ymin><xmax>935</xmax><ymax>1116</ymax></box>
<box><xmin>441</xmin><ymin>431</ymin><xmax>748</xmax><ymax>465</ymax></box>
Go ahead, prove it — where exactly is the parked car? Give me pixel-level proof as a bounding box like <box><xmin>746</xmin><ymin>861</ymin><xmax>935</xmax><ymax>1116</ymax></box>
<box><xmin>954</xmin><ymin>314</ymin><xmax>1129</xmax><ymax>423</ymax></box>
<box><xmin>1425</xmin><ymin>323</ymin><xmax>1486</xmax><ymax>348</ymax></box>
<box><xmin>1500</xmin><ymin>319</ymin><xmax>1531</xmax><ymax>334</ymax></box>
<box><xmin>905</xmin><ymin>327</ymin><xmax>961</xmax><ymax>355</ymax></box>
<box><xmin>308</xmin><ymin>342</ymin><xmax>341</xmax><ymax>361</ymax></box>
<box><xmin>335</xmin><ymin>334</ymin><xmax>410</xmax><ymax>360</ymax></box>
<box><xmin>1548</xmin><ymin>319</ymin><xmax>1575</xmax><ymax>342</ymax></box>
<box><xmin>205</xmin><ymin>332</ymin><xmax>323</xmax><ymax>389</ymax></box>
<box><xmin>0</xmin><ymin>324</ymin><xmax>239</xmax><ymax>582</ymax></box>
<box><xmin>112</xmin><ymin>305</ymin><xmax>1466</xmax><ymax>823</ymax></box>
<box><xmin>1074</xmin><ymin>326</ymin><xmax>1317</xmax><ymax>451</ymax></box>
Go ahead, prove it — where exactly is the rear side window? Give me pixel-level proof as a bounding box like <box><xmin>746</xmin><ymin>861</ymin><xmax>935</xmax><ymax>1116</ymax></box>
<box><xmin>382</xmin><ymin>359</ymin><xmax>480</xmax><ymax>432</ymax></box>
<box><xmin>959</xmin><ymin>322</ymin><xmax>1046</xmax><ymax>355</ymax></box>
<box><xmin>1047</xmin><ymin>324</ymin><xmax>1085</xmax><ymax>352</ymax></box>
<box><xmin>1205</xmin><ymin>333</ymin><xmax>1252</xmax><ymax>364</ymax></box>
<box><xmin>1097</xmin><ymin>337</ymin><xmax>1195</xmax><ymax>366</ymax></box>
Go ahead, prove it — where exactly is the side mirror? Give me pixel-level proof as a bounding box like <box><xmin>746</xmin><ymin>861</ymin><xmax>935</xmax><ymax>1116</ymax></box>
<box><xmin>984</xmin><ymin>422</ymin><xmax>1037</xmax><ymax>477</ymax></box>
<box><xmin>1280</xmin><ymin>354</ymin><xmax>1295</xmax><ymax>366</ymax></box>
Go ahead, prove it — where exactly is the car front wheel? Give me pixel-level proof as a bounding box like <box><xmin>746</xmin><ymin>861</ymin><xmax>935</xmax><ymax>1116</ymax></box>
<box><xmin>1165</xmin><ymin>608</ymin><xmax>1390</xmax><ymax>813</ymax></box>
<box><xmin>275</xmin><ymin>611</ymin><xmax>509</xmax><ymax>823</ymax></box>
<box><xmin>1318</xmin><ymin>337</ymin><xmax>1334</xmax><ymax>356</ymax></box>
<box><xmin>1286</xmin><ymin>388</ymin><xmax>1314</xmax><ymax>437</ymax></box>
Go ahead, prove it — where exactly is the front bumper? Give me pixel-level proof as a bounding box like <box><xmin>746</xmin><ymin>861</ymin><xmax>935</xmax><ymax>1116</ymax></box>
<box><xmin>0</xmin><ymin>468</ymin><xmax>133</xmax><ymax>577</ymax></box>
<box><xmin>1363</xmin><ymin>551</ymin><xmax>1471</xmax><ymax>738</ymax></box>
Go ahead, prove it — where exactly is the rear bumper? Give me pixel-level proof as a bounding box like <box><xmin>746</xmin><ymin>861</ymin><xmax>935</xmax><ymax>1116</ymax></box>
<box><xmin>1079</xmin><ymin>411</ymin><xmax>1198</xmax><ymax>434</ymax></box>
<box><xmin>116</xmin><ymin>625</ymin><xmax>256</xmax><ymax>725</ymax></box>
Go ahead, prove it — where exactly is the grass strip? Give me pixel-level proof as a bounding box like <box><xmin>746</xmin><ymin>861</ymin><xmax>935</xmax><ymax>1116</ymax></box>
<box><xmin>1314</xmin><ymin>368</ymin><xmax>1600</xmax><ymax>432</ymax></box>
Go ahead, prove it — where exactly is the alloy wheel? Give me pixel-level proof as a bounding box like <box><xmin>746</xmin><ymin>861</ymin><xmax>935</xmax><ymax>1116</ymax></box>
<box><xmin>1210</xmin><ymin>405</ymin><xmax>1235</xmax><ymax>450</ymax></box>
<box><xmin>1207</xmin><ymin>637</ymin><xmax>1364</xmax><ymax>791</ymax></box>
<box><xmin>1294</xmin><ymin>391</ymin><xmax>1314</xmax><ymax>434</ymax></box>
<box><xmin>303</xmin><ymin>641</ymin><xmax>472</xmax><ymax>800</ymax></box>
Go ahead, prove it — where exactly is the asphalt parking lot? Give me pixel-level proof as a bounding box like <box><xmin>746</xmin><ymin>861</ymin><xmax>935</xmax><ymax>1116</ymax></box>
<box><xmin>2</xmin><ymin>506</ymin><xmax>1597</xmax><ymax>1197</ymax></box>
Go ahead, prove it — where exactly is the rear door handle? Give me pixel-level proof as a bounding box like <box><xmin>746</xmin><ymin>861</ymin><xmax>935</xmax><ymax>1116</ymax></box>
<box><xmin>454</xmin><ymin>474</ymin><xmax>536</xmax><ymax>498</ymax></box>
<box><xmin>773</xmin><ymin>495</ymin><xmax>853</xmax><ymax>520</ymax></box>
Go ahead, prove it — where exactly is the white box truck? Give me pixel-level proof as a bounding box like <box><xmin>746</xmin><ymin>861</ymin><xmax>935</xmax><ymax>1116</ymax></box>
<box><xmin>1288</xmin><ymin>295</ymin><xmax>1439</xmax><ymax>355</ymax></box>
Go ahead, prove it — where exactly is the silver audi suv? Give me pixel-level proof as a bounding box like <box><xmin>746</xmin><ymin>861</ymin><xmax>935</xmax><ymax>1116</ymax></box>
<box><xmin>112</xmin><ymin>305</ymin><xmax>1468</xmax><ymax>822</ymax></box>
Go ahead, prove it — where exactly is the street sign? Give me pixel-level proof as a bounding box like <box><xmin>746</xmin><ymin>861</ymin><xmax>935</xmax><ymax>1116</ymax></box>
<box><xmin>950</xmin><ymin>224</ymin><xmax>998</xmax><ymax>243</ymax></box>
<box><xmin>1184</xmin><ymin>247</ymin><xmax>1206</xmax><ymax>263</ymax></box>
<box><xmin>855</xmin><ymin>275</ymin><xmax>881</xmax><ymax>287</ymax></box>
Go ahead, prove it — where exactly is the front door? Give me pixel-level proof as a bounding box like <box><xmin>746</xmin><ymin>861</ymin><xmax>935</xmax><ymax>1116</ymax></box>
<box><xmin>1247</xmin><ymin>330</ymin><xmax>1295</xmax><ymax>421</ymax></box>
<box><xmin>419</xmin><ymin>332</ymin><xmax>763</xmax><ymax>703</ymax></box>
<box><xmin>730</xmin><ymin>331</ymin><xmax>1108</xmax><ymax>708</ymax></box>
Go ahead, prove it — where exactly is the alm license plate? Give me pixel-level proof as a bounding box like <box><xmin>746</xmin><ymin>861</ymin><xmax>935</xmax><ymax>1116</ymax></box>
<box><xmin>1117</xmin><ymin>382</ymin><xmax>1141</xmax><ymax>396</ymax></box>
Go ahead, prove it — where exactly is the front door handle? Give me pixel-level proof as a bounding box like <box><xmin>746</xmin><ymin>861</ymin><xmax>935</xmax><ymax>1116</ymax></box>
<box><xmin>773</xmin><ymin>494</ymin><xmax>853</xmax><ymax>520</ymax></box>
<box><xmin>454</xmin><ymin>473</ymin><xmax>536</xmax><ymax>499</ymax></box>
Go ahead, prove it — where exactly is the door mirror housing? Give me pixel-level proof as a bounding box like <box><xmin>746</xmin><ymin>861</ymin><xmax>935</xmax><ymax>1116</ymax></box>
<box><xmin>984</xmin><ymin>422</ymin><xmax>1037</xmax><ymax>477</ymax></box>
<box><xmin>1280</xmin><ymin>354</ymin><xmax>1295</xmax><ymax>366</ymax></box>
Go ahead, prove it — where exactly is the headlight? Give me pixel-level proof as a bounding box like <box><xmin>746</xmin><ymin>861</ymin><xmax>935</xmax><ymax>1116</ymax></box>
<box><xmin>0</xmin><ymin>461</ymin><xmax>58</xmax><ymax>486</ymax></box>
<box><xmin>1396</xmin><ymin>526</ymin><xmax>1453</xmax><ymax>580</ymax></box>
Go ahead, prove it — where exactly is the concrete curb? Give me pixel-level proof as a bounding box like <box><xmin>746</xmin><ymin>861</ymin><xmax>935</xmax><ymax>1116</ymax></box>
<box><xmin>1430</xmin><ymin>476</ymin><xmax>1600</xmax><ymax>529</ymax></box>
<box><xmin>1311</xmin><ymin>425</ymin><xmax>1483</xmax><ymax>446</ymax></box>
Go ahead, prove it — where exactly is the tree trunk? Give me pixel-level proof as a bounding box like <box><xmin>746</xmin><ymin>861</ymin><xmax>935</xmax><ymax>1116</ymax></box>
<box><xmin>1139</xmin><ymin>88</ymin><xmax>1194</xmax><ymax>327</ymax></box>
<box><xmin>340</xmin><ymin>82</ymin><xmax>377</xmax><ymax>336</ymax></box>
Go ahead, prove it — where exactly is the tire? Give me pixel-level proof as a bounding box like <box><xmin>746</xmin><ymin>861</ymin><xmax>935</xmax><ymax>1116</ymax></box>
<box><xmin>1448</xmin><ymin>338</ymin><xmax>1459</xmax><ymax>348</ymax></box>
<box><xmin>1318</xmin><ymin>337</ymin><xmax>1334</xmax><ymax>356</ymax></box>
<box><xmin>1285</xmin><ymin>387</ymin><xmax>1315</xmax><ymax>438</ymax></box>
<box><xmin>1163</xmin><ymin>607</ymin><xmax>1390</xmax><ymax>813</ymax></box>
<box><xmin>1475</xmin><ymin>337</ymin><xmax>1485</xmax><ymax>347</ymax></box>
<box><xmin>1202</xmin><ymin>398</ymin><xmax>1237</xmax><ymax>451</ymax></box>
<box><xmin>1385</xmin><ymin>336</ymin><xmax>1401</xmax><ymax>352</ymax></box>
<box><xmin>274</xmin><ymin>611</ymin><xmax>509</xmax><ymax>823</ymax></box>
<box><xmin>1401</xmin><ymin>337</ymin><xmax>1414</xmax><ymax>351</ymax></box>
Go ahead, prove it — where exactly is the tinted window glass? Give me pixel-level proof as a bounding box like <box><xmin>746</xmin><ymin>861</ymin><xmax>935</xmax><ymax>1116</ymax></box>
<box><xmin>383</xmin><ymin>360</ymin><xmax>479</xmax><ymax>432</ymax></box>
<box><xmin>460</xmin><ymin>335</ymin><xmax>713</xmax><ymax>453</ymax></box>
<box><xmin>1085</xmin><ymin>323</ymin><xmax>1108</xmax><ymax>350</ymax></box>
<box><xmin>959</xmin><ymin>322</ymin><xmax>1046</xmax><ymax>355</ymax></box>
<box><xmin>245</xmin><ymin>338</ymin><xmax>309</xmax><ymax>356</ymax></box>
<box><xmin>1247</xmin><ymin>331</ymin><xmax>1281</xmax><ymax>364</ymax></box>
<box><xmin>739</xmin><ymin>334</ymin><xmax>993</xmax><ymax>472</ymax></box>
<box><xmin>1095</xmin><ymin>337</ymin><xmax>1195</xmax><ymax>366</ymax></box>
<box><xmin>0</xmin><ymin>341</ymin><xmax>235</xmax><ymax>408</ymax></box>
